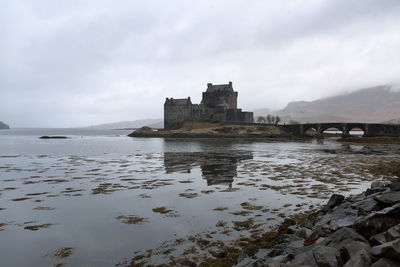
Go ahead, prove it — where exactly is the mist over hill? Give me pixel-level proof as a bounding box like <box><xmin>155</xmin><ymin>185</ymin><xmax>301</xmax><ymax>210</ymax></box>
<box><xmin>255</xmin><ymin>85</ymin><xmax>400</xmax><ymax>123</ymax></box>
<box><xmin>0</xmin><ymin>121</ymin><xmax>10</xmax><ymax>129</ymax></box>
<box><xmin>83</xmin><ymin>119</ymin><xmax>163</xmax><ymax>130</ymax></box>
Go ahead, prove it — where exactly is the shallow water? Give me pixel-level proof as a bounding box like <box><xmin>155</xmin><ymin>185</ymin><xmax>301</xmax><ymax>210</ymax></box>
<box><xmin>0</xmin><ymin>128</ymin><xmax>399</xmax><ymax>266</ymax></box>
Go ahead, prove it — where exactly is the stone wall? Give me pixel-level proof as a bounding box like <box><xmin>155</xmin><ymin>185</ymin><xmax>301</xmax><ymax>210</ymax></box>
<box><xmin>164</xmin><ymin>98</ymin><xmax>193</xmax><ymax>130</ymax></box>
<box><xmin>202</xmin><ymin>90</ymin><xmax>238</xmax><ymax>109</ymax></box>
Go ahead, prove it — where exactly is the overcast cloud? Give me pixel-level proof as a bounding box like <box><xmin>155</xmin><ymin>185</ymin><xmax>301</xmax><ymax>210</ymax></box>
<box><xmin>1</xmin><ymin>0</ymin><xmax>400</xmax><ymax>127</ymax></box>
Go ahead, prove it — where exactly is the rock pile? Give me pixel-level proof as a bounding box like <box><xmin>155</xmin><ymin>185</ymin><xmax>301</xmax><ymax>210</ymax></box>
<box><xmin>235</xmin><ymin>179</ymin><xmax>400</xmax><ymax>267</ymax></box>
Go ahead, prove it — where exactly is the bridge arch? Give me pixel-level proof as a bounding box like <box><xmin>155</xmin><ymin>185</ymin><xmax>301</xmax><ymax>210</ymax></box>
<box><xmin>321</xmin><ymin>126</ymin><xmax>343</xmax><ymax>136</ymax></box>
<box><xmin>304</xmin><ymin>127</ymin><xmax>318</xmax><ymax>137</ymax></box>
<box><xmin>348</xmin><ymin>127</ymin><xmax>364</xmax><ymax>136</ymax></box>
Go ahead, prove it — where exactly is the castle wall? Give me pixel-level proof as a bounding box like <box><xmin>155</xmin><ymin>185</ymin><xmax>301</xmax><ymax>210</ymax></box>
<box><xmin>202</xmin><ymin>91</ymin><xmax>238</xmax><ymax>109</ymax></box>
<box><xmin>164</xmin><ymin>99</ymin><xmax>193</xmax><ymax>129</ymax></box>
<box><xmin>226</xmin><ymin>109</ymin><xmax>254</xmax><ymax>123</ymax></box>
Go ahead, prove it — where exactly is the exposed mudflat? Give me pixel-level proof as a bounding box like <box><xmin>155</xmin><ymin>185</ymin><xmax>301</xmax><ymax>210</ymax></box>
<box><xmin>0</xmin><ymin>129</ymin><xmax>399</xmax><ymax>266</ymax></box>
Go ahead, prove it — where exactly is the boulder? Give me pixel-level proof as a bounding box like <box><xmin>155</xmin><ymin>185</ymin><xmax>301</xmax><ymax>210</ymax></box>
<box><xmin>370</xmin><ymin>257</ymin><xmax>400</xmax><ymax>267</ymax></box>
<box><xmin>295</xmin><ymin>228</ymin><xmax>313</xmax><ymax>240</ymax></box>
<box><xmin>314</xmin><ymin>214</ymin><xmax>332</xmax><ymax>227</ymax></box>
<box><xmin>329</xmin><ymin>205</ymin><xmax>359</xmax><ymax>230</ymax></box>
<box><xmin>374</xmin><ymin>192</ymin><xmax>400</xmax><ymax>206</ymax></box>
<box><xmin>337</xmin><ymin>239</ymin><xmax>371</xmax><ymax>261</ymax></box>
<box><xmin>369</xmin><ymin>224</ymin><xmax>400</xmax><ymax>246</ymax></box>
<box><xmin>287</xmin><ymin>240</ymin><xmax>304</xmax><ymax>251</ymax></box>
<box><xmin>389</xmin><ymin>181</ymin><xmax>400</xmax><ymax>192</ymax></box>
<box><xmin>290</xmin><ymin>247</ymin><xmax>317</xmax><ymax>267</ymax></box>
<box><xmin>353</xmin><ymin>203</ymin><xmax>400</xmax><ymax>238</ymax></box>
<box><xmin>371</xmin><ymin>181</ymin><xmax>386</xmax><ymax>189</ymax></box>
<box><xmin>371</xmin><ymin>239</ymin><xmax>400</xmax><ymax>261</ymax></box>
<box><xmin>233</xmin><ymin>257</ymin><xmax>257</xmax><ymax>267</ymax></box>
<box><xmin>305</xmin><ymin>226</ymin><xmax>331</xmax><ymax>246</ymax></box>
<box><xmin>326</xmin><ymin>194</ymin><xmax>345</xmax><ymax>209</ymax></box>
<box><xmin>313</xmin><ymin>246</ymin><xmax>342</xmax><ymax>267</ymax></box>
<box><xmin>343</xmin><ymin>250</ymin><xmax>371</xmax><ymax>267</ymax></box>
<box><xmin>320</xmin><ymin>227</ymin><xmax>368</xmax><ymax>247</ymax></box>
<box><xmin>366</xmin><ymin>187</ymin><xmax>388</xmax><ymax>196</ymax></box>
<box><xmin>352</xmin><ymin>197</ymin><xmax>379</xmax><ymax>213</ymax></box>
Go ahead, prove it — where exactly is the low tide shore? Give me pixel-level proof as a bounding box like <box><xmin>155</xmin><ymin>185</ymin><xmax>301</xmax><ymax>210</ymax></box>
<box><xmin>151</xmin><ymin>179</ymin><xmax>400</xmax><ymax>267</ymax></box>
<box><xmin>232</xmin><ymin>179</ymin><xmax>400</xmax><ymax>267</ymax></box>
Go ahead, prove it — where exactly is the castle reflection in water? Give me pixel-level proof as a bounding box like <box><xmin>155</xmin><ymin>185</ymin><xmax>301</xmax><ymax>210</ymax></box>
<box><xmin>163</xmin><ymin>151</ymin><xmax>253</xmax><ymax>187</ymax></box>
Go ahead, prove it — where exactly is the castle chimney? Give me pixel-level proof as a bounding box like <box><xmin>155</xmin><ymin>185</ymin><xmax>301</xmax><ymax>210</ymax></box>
<box><xmin>229</xmin><ymin>81</ymin><xmax>232</xmax><ymax>87</ymax></box>
<box><xmin>207</xmin><ymin>83</ymin><xmax>212</xmax><ymax>88</ymax></box>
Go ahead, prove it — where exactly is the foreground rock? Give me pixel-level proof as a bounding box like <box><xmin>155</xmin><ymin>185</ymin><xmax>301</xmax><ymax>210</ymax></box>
<box><xmin>0</xmin><ymin>121</ymin><xmax>10</xmax><ymax>129</ymax></box>
<box><xmin>235</xmin><ymin>179</ymin><xmax>400</xmax><ymax>267</ymax></box>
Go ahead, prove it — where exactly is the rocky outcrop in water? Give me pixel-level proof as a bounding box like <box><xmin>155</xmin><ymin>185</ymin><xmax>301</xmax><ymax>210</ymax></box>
<box><xmin>235</xmin><ymin>179</ymin><xmax>400</xmax><ymax>267</ymax></box>
<box><xmin>39</xmin><ymin>136</ymin><xmax>68</xmax><ymax>139</ymax></box>
<box><xmin>0</xmin><ymin>121</ymin><xmax>10</xmax><ymax>129</ymax></box>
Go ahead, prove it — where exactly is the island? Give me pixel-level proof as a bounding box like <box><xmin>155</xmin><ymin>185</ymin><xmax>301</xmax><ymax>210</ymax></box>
<box><xmin>128</xmin><ymin>123</ymin><xmax>286</xmax><ymax>139</ymax></box>
<box><xmin>0</xmin><ymin>121</ymin><xmax>10</xmax><ymax>129</ymax></box>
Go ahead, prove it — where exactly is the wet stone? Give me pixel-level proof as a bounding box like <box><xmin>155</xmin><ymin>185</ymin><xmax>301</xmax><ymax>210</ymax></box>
<box><xmin>389</xmin><ymin>181</ymin><xmax>400</xmax><ymax>192</ymax></box>
<box><xmin>370</xmin><ymin>258</ymin><xmax>400</xmax><ymax>267</ymax></box>
<box><xmin>369</xmin><ymin>224</ymin><xmax>400</xmax><ymax>246</ymax></box>
<box><xmin>352</xmin><ymin>197</ymin><xmax>379</xmax><ymax>212</ymax></box>
<box><xmin>233</xmin><ymin>257</ymin><xmax>257</xmax><ymax>267</ymax></box>
<box><xmin>353</xmin><ymin>203</ymin><xmax>400</xmax><ymax>238</ymax></box>
<box><xmin>313</xmin><ymin>245</ymin><xmax>342</xmax><ymax>267</ymax></box>
<box><xmin>371</xmin><ymin>239</ymin><xmax>400</xmax><ymax>261</ymax></box>
<box><xmin>326</xmin><ymin>194</ymin><xmax>345</xmax><ymax>209</ymax></box>
<box><xmin>343</xmin><ymin>249</ymin><xmax>371</xmax><ymax>267</ymax></box>
<box><xmin>374</xmin><ymin>192</ymin><xmax>400</xmax><ymax>206</ymax></box>
<box><xmin>290</xmin><ymin>247</ymin><xmax>317</xmax><ymax>267</ymax></box>
<box><xmin>329</xmin><ymin>205</ymin><xmax>359</xmax><ymax>230</ymax></box>
<box><xmin>336</xmin><ymin>239</ymin><xmax>371</xmax><ymax>262</ymax></box>
<box><xmin>320</xmin><ymin>227</ymin><xmax>368</xmax><ymax>248</ymax></box>
<box><xmin>371</xmin><ymin>181</ymin><xmax>386</xmax><ymax>189</ymax></box>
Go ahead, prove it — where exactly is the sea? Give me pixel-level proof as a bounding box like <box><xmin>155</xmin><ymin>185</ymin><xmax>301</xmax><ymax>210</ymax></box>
<box><xmin>0</xmin><ymin>128</ymin><xmax>398</xmax><ymax>266</ymax></box>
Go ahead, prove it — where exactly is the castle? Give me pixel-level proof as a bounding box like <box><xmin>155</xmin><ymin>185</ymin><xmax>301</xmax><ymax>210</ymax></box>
<box><xmin>164</xmin><ymin>82</ymin><xmax>254</xmax><ymax>129</ymax></box>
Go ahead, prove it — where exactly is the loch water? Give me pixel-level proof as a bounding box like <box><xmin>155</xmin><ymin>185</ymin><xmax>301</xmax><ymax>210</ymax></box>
<box><xmin>0</xmin><ymin>128</ymin><xmax>398</xmax><ymax>266</ymax></box>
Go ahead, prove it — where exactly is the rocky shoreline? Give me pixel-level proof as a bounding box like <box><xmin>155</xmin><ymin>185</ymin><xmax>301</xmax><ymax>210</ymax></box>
<box><xmin>235</xmin><ymin>179</ymin><xmax>400</xmax><ymax>267</ymax></box>
<box><xmin>127</xmin><ymin>125</ymin><xmax>289</xmax><ymax>139</ymax></box>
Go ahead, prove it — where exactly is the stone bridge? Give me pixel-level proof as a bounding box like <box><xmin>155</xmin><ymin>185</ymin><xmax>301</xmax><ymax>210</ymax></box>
<box><xmin>280</xmin><ymin>123</ymin><xmax>400</xmax><ymax>138</ymax></box>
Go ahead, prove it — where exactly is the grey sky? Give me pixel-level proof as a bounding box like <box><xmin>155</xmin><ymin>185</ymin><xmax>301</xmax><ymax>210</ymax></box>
<box><xmin>1</xmin><ymin>0</ymin><xmax>400</xmax><ymax>127</ymax></box>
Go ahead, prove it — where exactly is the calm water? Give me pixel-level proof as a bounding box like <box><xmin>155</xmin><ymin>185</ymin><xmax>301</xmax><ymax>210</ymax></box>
<box><xmin>0</xmin><ymin>128</ymin><xmax>398</xmax><ymax>266</ymax></box>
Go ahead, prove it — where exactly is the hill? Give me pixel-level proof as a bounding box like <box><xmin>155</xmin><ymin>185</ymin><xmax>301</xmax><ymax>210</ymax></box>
<box><xmin>83</xmin><ymin>119</ymin><xmax>163</xmax><ymax>130</ymax></box>
<box><xmin>0</xmin><ymin>121</ymin><xmax>10</xmax><ymax>129</ymax></box>
<box><xmin>268</xmin><ymin>85</ymin><xmax>400</xmax><ymax>123</ymax></box>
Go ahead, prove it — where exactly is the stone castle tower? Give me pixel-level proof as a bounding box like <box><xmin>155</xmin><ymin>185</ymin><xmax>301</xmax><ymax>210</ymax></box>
<box><xmin>164</xmin><ymin>82</ymin><xmax>253</xmax><ymax>129</ymax></box>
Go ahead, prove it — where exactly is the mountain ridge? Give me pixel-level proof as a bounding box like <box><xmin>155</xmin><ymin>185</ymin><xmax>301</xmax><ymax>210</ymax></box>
<box><xmin>255</xmin><ymin>85</ymin><xmax>400</xmax><ymax>123</ymax></box>
<box><xmin>82</xmin><ymin>118</ymin><xmax>163</xmax><ymax>129</ymax></box>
